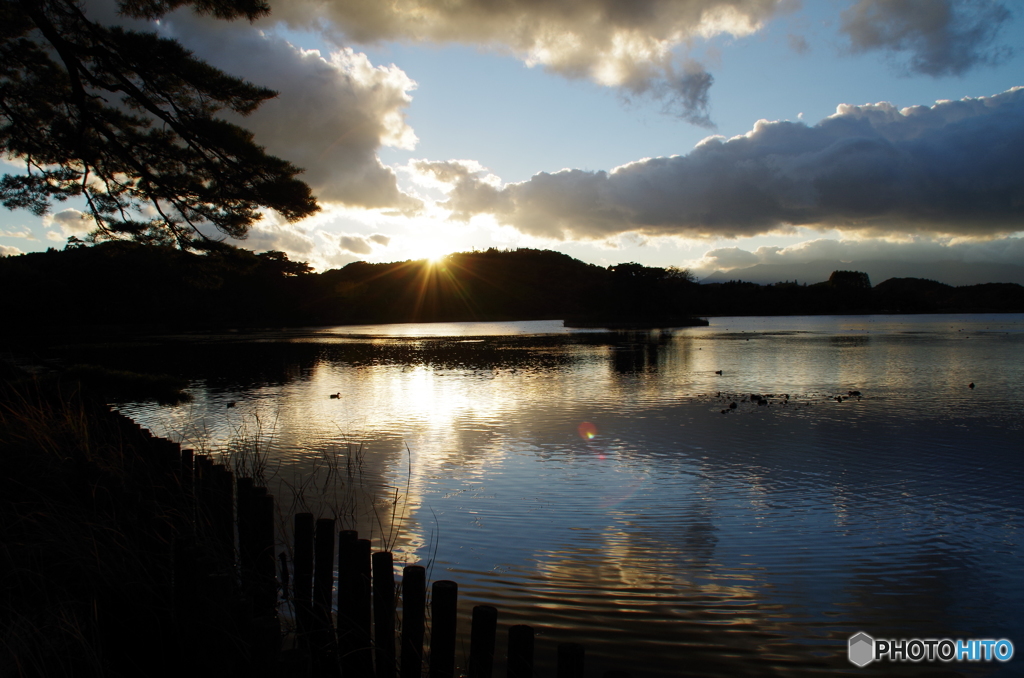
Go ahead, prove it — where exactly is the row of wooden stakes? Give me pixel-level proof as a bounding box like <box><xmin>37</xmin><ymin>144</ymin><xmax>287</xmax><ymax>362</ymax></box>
<box><xmin>125</xmin><ymin>422</ymin><xmax>627</xmax><ymax>678</ymax></box>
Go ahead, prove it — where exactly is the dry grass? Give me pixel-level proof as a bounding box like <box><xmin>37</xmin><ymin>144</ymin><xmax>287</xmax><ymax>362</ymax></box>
<box><xmin>0</xmin><ymin>375</ymin><xmax>177</xmax><ymax>677</ymax></box>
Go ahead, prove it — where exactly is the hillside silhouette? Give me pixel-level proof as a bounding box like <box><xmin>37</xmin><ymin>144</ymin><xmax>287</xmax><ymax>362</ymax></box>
<box><xmin>2</xmin><ymin>243</ymin><xmax>1022</xmax><ymax>338</ymax></box>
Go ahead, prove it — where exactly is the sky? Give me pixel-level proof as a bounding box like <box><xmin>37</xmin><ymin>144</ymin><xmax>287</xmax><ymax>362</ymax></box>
<box><xmin>3</xmin><ymin>0</ymin><xmax>1024</xmax><ymax>283</ymax></box>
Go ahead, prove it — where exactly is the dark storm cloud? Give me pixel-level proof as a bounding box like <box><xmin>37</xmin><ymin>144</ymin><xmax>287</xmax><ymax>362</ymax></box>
<box><xmin>840</xmin><ymin>0</ymin><xmax>1014</xmax><ymax>76</ymax></box>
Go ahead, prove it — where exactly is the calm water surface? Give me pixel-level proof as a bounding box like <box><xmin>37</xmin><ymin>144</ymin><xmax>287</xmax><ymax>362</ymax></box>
<box><xmin>116</xmin><ymin>315</ymin><xmax>1024</xmax><ymax>677</ymax></box>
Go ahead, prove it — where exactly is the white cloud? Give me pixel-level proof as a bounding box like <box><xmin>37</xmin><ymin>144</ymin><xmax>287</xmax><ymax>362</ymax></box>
<box><xmin>217</xmin><ymin>213</ymin><xmax>318</xmax><ymax>257</ymax></box>
<box><xmin>0</xmin><ymin>228</ymin><xmax>37</xmax><ymax>240</ymax></box>
<box><xmin>157</xmin><ymin>12</ymin><xmax>422</xmax><ymax>212</ymax></box>
<box><xmin>0</xmin><ymin>245</ymin><xmax>23</xmax><ymax>256</ymax></box>
<box><xmin>268</xmin><ymin>0</ymin><xmax>788</xmax><ymax>122</ymax></box>
<box><xmin>337</xmin><ymin>233</ymin><xmax>386</xmax><ymax>255</ymax></box>
<box><xmin>692</xmin><ymin>235</ymin><xmax>1024</xmax><ymax>272</ymax></box>
<box><xmin>211</xmin><ymin>207</ymin><xmax>396</xmax><ymax>269</ymax></box>
<box><xmin>440</xmin><ymin>87</ymin><xmax>1024</xmax><ymax>241</ymax></box>
<box><xmin>43</xmin><ymin>209</ymin><xmax>93</xmax><ymax>236</ymax></box>
<box><xmin>314</xmin><ymin>231</ymin><xmax>393</xmax><ymax>269</ymax></box>
<box><xmin>696</xmin><ymin>246</ymin><xmax>760</xmax><ymax>270</ymax></box>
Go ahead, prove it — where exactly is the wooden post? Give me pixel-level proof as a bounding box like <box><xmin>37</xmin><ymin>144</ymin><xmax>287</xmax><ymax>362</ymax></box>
<box><xmin>314</xmin><ymin>518</ymin><xmax>335</xmax><ymax>625</ymax></box>
<box><xmin>337</xmin><ymin>530</ymin><xmax>358</xmax><ymax>676</ymax></box>
<box><xmin>253</xmin><ymin>491</ymin><xmax>277</xmax><ymax>617</ymax></box>
<box><xmin>400</xmin><ymin>565</ymin><xmax>426</xmax><ymax>678</ymax></box>
<box><xmin>294</xmin><ymin>513</ymin><xmax>315</xmax><ymax>634</ymax></box>
<box><xmin>338</xmin><ymin>536</ymin><xmax>374</xmax><ymax>676</ymax></box>
<box><xmin>180</xmin><ymin>448</ymin><xmax>194</xmax><ymax>523</ymax></box>
<box><xmin>313</xmin><ymin>519</ymin><xmax>338</xmax><ymax>678</ymax></box>
<box><xmin>372</xmin><ymin>551</ymin><xmax>396</xmax><ymax>678</ymax></box>
<box><xmin>506</xmin><ymin>625</ymin><xmax>534</xmax><ymax>678</ymax></box>
<box><xmin>195</xmin><ymin>455</ymin><xmax>214</xmax><ymax>540</ymax></box>
<box><xmin>428</xmin><ymin>580</ymin><xmax>458</xmax><ymax>678</ymax></box>
<box><xmin>172</xmin><ymin>536</ymin><xmax>198</xmax><ymax>627</ymax></box>
<box><xmin>211</xmin><ymin>464</ymin><xmax>234</xmax><ymax>565</ymax></box>
<box><xmin>468</xmin><ymin>605</ymin><xmax>497</xmax><ymax>678</ymax></box>
<box><xmin>236</xmin><ymin>477</ymin><xmax>255</xmax><ymax>574</ymax></box>
<box><xmin>557</xmin><ymin>643</ymin><xmax>585</xmax><ymax>678</ymax></box>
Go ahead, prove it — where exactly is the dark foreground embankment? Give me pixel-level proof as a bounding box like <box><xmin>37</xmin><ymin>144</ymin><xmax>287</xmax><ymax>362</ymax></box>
<box><xmin>0</xmin><ymin>368</ymin><xmax>273</xmax><ymax>677</ymax></box>
<box><xmin>0</xmin><ymin>367</ymin><xmax>577</xmax><ymax>678</ymax></box>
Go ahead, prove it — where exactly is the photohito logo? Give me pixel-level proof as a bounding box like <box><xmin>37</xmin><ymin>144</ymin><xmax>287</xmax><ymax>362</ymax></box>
<box><xmin>848</xmin><ymin>632</ymin><xmax>1014</xmax><ymax>667</ymax></box>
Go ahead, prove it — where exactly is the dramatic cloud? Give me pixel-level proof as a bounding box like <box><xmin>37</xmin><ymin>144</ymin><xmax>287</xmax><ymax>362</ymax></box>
<box><xmin>154</xmin><ymin>11</ymin><xmax>422</xmax><ymax>212</ymax></box>
<box><xmin>841</xmin><ymin>0</ymin><xmax>1013</xmax><ymax>76</ymax></box>
<box><xmin>441</xmin><ymin>87</ymin><xmax>1024</xmax><ymax>241</ymax></box>
<box><xmin>269</xmin><ymin>0</ymin><xmax>786</xmax><ymax>122</ymax></box>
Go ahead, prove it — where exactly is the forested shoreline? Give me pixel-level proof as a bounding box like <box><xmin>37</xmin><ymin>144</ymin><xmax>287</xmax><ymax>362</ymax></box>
<box><xmin>3</xmin><ymin>242</ymin><xmax>1023</xmax><ymax>338</ymax></box>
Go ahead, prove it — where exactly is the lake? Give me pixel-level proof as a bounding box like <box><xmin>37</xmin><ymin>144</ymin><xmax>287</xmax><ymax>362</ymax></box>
<box><xmin>113</xmin><ymin>314</ymin><xmax>1024</xmax><ymax>677</ymax></box>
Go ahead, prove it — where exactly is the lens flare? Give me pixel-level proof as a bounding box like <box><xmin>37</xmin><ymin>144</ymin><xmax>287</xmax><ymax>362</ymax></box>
<box><xmin>577</xmin><ymin>421</ymin><xmax>597</xmax><ymax>440</ymax></box>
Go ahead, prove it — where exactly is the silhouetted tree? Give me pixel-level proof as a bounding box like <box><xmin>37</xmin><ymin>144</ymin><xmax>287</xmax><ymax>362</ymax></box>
<box><xmin>0</xmin><ymin>0</ymin><xmax>318</xmax><ymax>248</ymax></box>
<box><xmin>828</xmin><ymin>270</ymin><xmax>871</xmax><ymax>290</ymax></box>
<box><xmin>256</xmin><ymin>250</ymin><xmax>312</xmax><ymax>276</ymax></box>
<box><xmin>665</xmin><ymin>266</ymin><xmax>697</xmax><ymax>282</ymax></box>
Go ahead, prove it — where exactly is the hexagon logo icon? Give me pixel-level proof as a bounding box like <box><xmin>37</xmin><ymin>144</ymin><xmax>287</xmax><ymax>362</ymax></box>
<box><xmin>848</xmin><ymin>632</ymin><xmax>875</xmax><ymax>667</ymax></box>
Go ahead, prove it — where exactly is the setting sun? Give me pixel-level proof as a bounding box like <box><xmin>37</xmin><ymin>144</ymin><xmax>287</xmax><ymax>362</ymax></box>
<box><xmin>426</xmin><ymin>250</ymin><xmax>449</xmax><ymax>265</ymax></box>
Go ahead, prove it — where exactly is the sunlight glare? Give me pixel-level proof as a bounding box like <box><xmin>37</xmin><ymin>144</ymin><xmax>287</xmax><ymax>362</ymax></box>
<box><xmin>426</xmin><ymin>250</ymin><xmax>449</xmax><ymax>265</ymax></box>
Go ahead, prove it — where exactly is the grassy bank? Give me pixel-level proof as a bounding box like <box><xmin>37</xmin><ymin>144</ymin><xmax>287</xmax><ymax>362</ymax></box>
<box><xmin>0</xmin><ymin>364</ymin><xmax>249</xmax><ymax>677</ymax></box>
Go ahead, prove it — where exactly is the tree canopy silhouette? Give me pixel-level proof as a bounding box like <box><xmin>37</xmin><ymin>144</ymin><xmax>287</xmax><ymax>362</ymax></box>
<box><xmin>0</xmin><ymin>0</ymin><xmax>318</xmax><ymax>248</ymax></box>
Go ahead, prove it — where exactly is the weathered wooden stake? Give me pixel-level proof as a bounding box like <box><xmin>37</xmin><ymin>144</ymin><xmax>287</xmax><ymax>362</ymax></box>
<box><xmin>314</xmin><ymin>518</ymin><xmax>335</xmax><ymax>625</ymax></box>
<box><xmin>210</xmin><ymin>464</ymin><xmax>234</xmax><ymax>564</ymax></box>
<box><xmin>236</xmin><ymin>477</ymin><xmax>255</xmax><ymax>573</ymax></box>
<box><xmin>372</xmin><ymin>550</ymin><xmax>396</xmax><ymax>678</ymax></box>
<box><xmin>428</xmin><ymin>580</ymin><xmax>458</xmax><ymax>678</ymax></box>
<box><xmin>506</xmin><ymin>624</ymin><xmax>534</xmax><ymax>678</ymax></box>
<box><xmin>338</xmin><ymin>535</ymin><xmax>374</xmax><ymax>676</ymax></box>
<box><xmin>313</xmin><ymin>518</ymin><xmax>339</xmax><ymax>677</ymax></box>
<box><xmin>337</xmin><ymin>529</ymin><xmax>359</xmax><ymax>675</ymax></box>
<box><xmin>468</xmin><ymin>605</ymin><xmax>498</xmax><ymax>678</ymax></box>
<box><xmin>400</xmin><ymin>565</ymin><xmax>426</xmax><ymax>678</ymax></box>
<box><xmin>253</xmin><ymin>491</ymin><xmax>277</xmax><ymax>617</ymax></box>
<box><xmin>180</xmin><ymin>448</ymin><xmax>195</xmax><ymax>520</ymax></box>
<box><xmin>294</xmin><ymin>513</ymin><xmax>315</xmax><ymax>634</ymax></box>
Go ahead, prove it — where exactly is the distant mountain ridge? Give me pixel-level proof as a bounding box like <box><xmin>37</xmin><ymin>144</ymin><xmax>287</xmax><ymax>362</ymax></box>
<box><xmin>700</xmin><ymin>260</ymin><xmax>1024</xmax><ymax>287</ymax></box>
